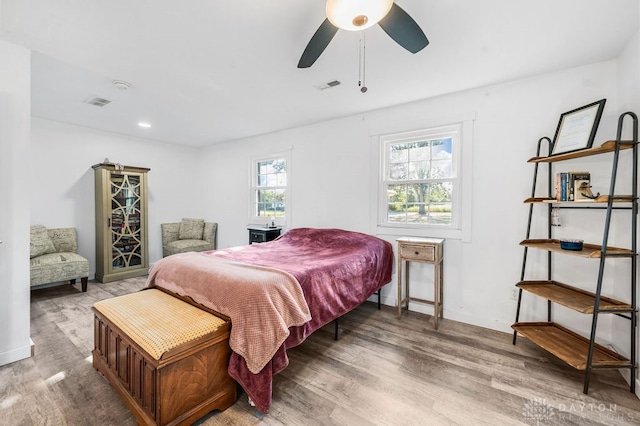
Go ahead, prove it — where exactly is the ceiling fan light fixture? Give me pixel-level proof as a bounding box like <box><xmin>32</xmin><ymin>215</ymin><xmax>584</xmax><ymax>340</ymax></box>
<box><xmin>326</xmin><ymin>0</ymin><xmax>393</xmax><ymax>31</ymax></box>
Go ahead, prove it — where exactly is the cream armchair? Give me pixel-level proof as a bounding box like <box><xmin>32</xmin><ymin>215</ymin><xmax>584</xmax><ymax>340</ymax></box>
<box><xmin>30</xmin><ymin>226</ymin><xmax>90</xmax><ymax>292</ymax></box>
<box><xmin>161</xmin><ymin>219</ymin><xmax>217</xmax><ymax>257</ymax></box>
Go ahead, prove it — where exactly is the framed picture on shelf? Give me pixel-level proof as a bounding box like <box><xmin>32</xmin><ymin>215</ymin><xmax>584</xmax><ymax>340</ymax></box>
<box><xmin>550</xmin><ymin>99</ymin><xmax>606</xmax><ymax>156</ymax></box>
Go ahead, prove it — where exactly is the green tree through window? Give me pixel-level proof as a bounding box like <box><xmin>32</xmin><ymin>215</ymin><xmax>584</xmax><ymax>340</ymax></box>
<box><xmin>254</xmin><ymin>157</ymin><xmax>287</xmax><ymax>218</ymax></box>
<box><xmin>382</xmin><ymin>126</ymin><xmax>459</xmax><ymax>227</ymax></box>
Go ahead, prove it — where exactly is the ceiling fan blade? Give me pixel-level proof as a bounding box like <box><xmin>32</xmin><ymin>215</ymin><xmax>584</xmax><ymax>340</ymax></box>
<box><xmin>378</xmin><ymin>3</ymin><xmax>429</xmax><ymax>54</ymax></box>
<box><xmin>297</xmin><ymin>18</ymin><xmax>339</xmax><ymax>68</ymax></box>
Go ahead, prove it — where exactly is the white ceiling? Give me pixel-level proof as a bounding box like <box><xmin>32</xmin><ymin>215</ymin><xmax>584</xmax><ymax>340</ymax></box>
<box><xmin>1</xmin><ymin>0</ymin><xmax>638</xmax><ymax>147</ymax></box>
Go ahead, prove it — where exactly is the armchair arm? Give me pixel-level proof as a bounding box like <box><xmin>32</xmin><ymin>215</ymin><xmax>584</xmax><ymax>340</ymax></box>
<box><xmin>203</xmin><ymin>223</ymin><xmax>217</xmax><ymax>249</ymax></box>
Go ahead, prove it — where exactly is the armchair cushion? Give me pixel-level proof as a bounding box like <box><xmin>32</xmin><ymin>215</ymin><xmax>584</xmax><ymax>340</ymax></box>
<box><xmin>30</xmin><ymin>225</ymin><xmax>56</xmax><ymax>258</ymax></box>
<box><xmin>179</xmin><ymin>218</ymin><xmax>205</xmax><ymax>240</ymax></box>
<box><xmin>165</xmin><ymin>239</ymin><xmax>213</xmax><ymax>254</ymax></box>
<box><xmin>30</xmin><ymin>252</ymin><xmax>90</xmax><ymax>285</ymax></box>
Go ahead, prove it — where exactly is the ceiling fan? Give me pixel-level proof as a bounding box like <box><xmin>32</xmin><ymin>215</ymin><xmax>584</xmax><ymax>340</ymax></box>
<box><xmin>298</xmin><ymin>0</ymin><xmax>429</xmax><ymax>68</ymax></box>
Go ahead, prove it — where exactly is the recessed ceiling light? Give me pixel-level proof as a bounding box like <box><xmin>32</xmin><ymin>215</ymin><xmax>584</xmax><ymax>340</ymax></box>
<box><xmin>138</xmin><ymin>122</ymin><xmax>151</xmax><ymax>128</ymax></box>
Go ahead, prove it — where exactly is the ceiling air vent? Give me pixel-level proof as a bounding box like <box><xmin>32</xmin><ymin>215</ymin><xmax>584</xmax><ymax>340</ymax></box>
<box><xmin>314</xmin><ymin>80</ymin><xmax>341</xmax><ymax>90</ymax></box>
<box><xmin>83</xmin><ymin>95</ymin><xmax>112</xmax><ymax>107</ymax></box>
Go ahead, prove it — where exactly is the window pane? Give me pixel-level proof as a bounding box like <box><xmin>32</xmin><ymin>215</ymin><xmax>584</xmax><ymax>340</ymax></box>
<box><xmin>387</xmin><ymin>184</ymin><xmax>406</xmax><ymax>203</ymax></box>
<box><xmin>385</xmin><ymin>182</ymin><xmax>453</xmax><ymax>225</ymax></box>
<box><xmin>389</xmin><ymin>145</ymin><xmax>409</xmax><ymax>163</ymax></box>
<box><xmin>256</xmin><ymin>189</ymin><xmax>286</xmax><ymax>217</ymax></box>
<box><xmin>410</xmin><ymin>142</ymin><xmax>430</xmax><ymax>161</ymax></box>
<box><xmin>430</xmin><ymin>182</ymin><xmax>452</xmax><ymax>203</ymax></box>
<box><xmin>430</xmin><ymin>138</ymin><xmax>453</xmax><ymax>178</ymax></box>
<box><xmin>409</xmin><ymin>161</ymin><xmax>429</xmax><ymax>179</ymax></box>
<box><xmin>257</xmin><ymin>158</ymin><xmax>287</xmax><ymax>188</ymax></box>
<box><xmin>387</xmin><ymin>204</ymin><xmax>408</xmax><ymax>223</ymax></box>
<box><xmin>390</xmin><ymin>163</ymin><xmax>407</xmax><ymax>180</ymax></box>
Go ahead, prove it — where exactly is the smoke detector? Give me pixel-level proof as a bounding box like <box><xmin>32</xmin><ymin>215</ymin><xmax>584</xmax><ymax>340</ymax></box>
<box><xmin>113</xmin><ymin>80</ymin><xmax>132</xmax><ymax>90</ymax></box>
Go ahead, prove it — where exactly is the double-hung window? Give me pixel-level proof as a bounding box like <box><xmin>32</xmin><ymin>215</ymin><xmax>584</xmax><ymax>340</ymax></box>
<box><xmin>379</xmin><ymin>122</ymin><xmax>468</xmax><ymax>237</ymax></box>
<box><xmin>250</xmin><ymin>153</ymin><xmax>289</xmax><ymax>225</ymax></box>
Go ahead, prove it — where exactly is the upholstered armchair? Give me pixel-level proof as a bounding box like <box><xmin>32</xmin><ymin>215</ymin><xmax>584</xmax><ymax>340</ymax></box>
<box><xmin>30</xmin><ymin>225</ymin><xmax>90</xmax><ymax>292</ymax></box>
<box><xmin>161</xmin><ymin>219</ymin><xmax>217</xmax><ymax>257</ymax></box>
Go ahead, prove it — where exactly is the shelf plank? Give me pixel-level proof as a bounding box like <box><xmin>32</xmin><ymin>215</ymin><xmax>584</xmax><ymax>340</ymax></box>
<box><xmin>528</xmin><ymin>140</ymin><xmax>635</xmax><ymax>163</ymax></box>
<box><xmin>523</xmin><ymin>197</ymin><xmax>556</xmax><ymax>203</ymax></box>
<box><xmin>523</xmin><ymin>195</ymin><xmax>634</xmax><ymax>204</ymax></box>
<box><xmin>520</xmin><ymin>239</ymin><xmax>633</xmax><ymax>258</ymax></box>
<box><xmin>512</xmin><ymin>322</ymin><xmax>630</xmax><ymax>369</ymax></box>
<box><xmin>516</xmin><ymin>281</ymin><xmax>632</xmax><ymax>313</ymax></box>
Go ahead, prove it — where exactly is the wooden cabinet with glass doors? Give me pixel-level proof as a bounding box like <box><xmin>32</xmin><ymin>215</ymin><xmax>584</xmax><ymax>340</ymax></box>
<box><xmin>93</xmin><ymin>163</ymin><xmax>150</xmax><ymax>283</ymax></box>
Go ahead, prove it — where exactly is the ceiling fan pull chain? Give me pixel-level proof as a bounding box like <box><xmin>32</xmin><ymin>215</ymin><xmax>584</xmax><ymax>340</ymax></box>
<box><xmin>359</xmin><ymin>31</ymin><xmax>367</xmax><ymax>93</ymax></box>
<box><xmin>358</xmin><ymin>32</ymin><xmax>362</xmax><ymax>88</ymax></box>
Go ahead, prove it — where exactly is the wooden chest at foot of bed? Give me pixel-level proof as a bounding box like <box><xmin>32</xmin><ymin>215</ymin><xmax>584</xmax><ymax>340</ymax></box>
<box><xmin>92</xmin><ymin>289</ymin><xmax>237</xmax><ymax>426</ymax></box>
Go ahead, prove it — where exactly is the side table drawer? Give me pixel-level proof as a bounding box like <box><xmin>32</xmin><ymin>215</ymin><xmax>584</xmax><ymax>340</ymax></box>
<box><xmin>249</xmin><ymin>231</ymin><xmax>266</xmax><ymax>243</ymax></box>
<box><xmin>399</xmin><ymin>243</ymin><xmax>435</xmax><ymax>262</ymax></box>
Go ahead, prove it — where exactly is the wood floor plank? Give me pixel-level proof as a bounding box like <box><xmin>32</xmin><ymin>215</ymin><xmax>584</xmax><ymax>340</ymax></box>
<box><xmin>1</xmin><ymin>277</ymin><xmax>639</xmax><ymax>425</ymax></box>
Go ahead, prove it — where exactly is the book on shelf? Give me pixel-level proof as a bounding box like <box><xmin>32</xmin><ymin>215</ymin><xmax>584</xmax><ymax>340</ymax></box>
<box><xmin>572</xmin><ymin>171</ymin><xmax>593</xmax><ymax>201</ymax></box>
<box><xmin>555</xmin><ymin>171</ymin><xmax>591</xmax><ymax>201</ymax></box>
<box><xmin>555</xmin><ymin>172</ymin><xmax>569</xmax><ymax>201</ymax></box>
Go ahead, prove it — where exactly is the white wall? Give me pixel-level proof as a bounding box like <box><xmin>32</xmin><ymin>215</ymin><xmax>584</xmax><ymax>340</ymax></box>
<box><xmin>200</xmin><ymin>60</ymin><xmax>623</xmax><ymax>336</ymax></box>
<box><xmin>30</xmin><ymin>118</ymin><xmax>202</xmax><ymax>273</ymax></box>
<box><xmin>0</xmin><ymin>40</ymin><xmax>32</xmax><ymax>366</ymax></box>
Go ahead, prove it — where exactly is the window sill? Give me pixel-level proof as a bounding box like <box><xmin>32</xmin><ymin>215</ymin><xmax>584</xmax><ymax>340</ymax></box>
<box><xmin>376</xmin><ymin>225</ymin><xmax>463</xmax><ymax>241</ymax></box>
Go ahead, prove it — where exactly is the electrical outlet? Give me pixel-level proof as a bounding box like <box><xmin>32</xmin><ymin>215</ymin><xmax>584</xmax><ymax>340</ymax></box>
<box><xmin>511</xmin><ymin>288</ymin><xmax>519</xmax><ymax>300</ymax></box>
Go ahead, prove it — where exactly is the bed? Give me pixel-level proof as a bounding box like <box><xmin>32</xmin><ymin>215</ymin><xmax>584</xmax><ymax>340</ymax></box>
<box><xmin>144</xmin><ymin>227</ymin><xmax>394</xmax><ymax>413</ymax></box>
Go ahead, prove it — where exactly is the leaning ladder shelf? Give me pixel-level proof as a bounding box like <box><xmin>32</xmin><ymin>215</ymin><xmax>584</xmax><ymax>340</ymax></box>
<box><xmin>512</xmin><ymin>111</ymin><xmax>638</xmax><ymax>395</ymax></box>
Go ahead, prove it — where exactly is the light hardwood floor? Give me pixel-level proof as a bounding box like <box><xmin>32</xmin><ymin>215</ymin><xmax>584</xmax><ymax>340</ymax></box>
<box><xmin>2</xmin><ymin>277</ymin><xmax>640</xmax><ymax>425</ymax></box>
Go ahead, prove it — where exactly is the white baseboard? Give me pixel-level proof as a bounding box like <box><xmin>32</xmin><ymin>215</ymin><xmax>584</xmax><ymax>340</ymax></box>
<box><xmin>0</xmin><ymin>339</ymin><xmax>33</xmax><ymax>367</ymax></box>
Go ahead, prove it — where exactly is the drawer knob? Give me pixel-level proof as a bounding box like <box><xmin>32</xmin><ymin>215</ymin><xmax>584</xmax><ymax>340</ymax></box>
<box><xmin>415</xmin><ymin>251</ymin><xmax>419</xmax><ymax>255</ymax></box>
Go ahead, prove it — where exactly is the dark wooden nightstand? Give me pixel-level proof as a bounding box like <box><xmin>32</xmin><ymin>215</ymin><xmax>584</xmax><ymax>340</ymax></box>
<box><xmin>247</xmin><ymin>227</ymin><xmax>282</xmax><ymax>244</ymax></box>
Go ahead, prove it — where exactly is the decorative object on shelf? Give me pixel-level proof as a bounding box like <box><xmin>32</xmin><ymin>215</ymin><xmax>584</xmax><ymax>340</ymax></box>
<box><xmin>577</xmin><ymin>181</ymin><xmax>600</xmax><ymax>200</ymax></box>
<box><xmin>513</xmin><ymin>111</ymin><xmax>638</xmax><ymax>395</ymax></box>
<box><xmin>550</xmin><ymin>99</ymin><xmax>606</xmax><ymax>156</ymax></box>
<box><xmin>559</xmin><ymin>238</ymin><xmax>583</xmax><ymax>251</ymax></box>
<box><xmin>551</xmin><ymin>207</ymin><xmax>561</xmax><ymax>226</ymax></box>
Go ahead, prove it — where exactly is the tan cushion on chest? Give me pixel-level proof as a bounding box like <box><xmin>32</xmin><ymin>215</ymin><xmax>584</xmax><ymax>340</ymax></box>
<box><xmin>93</xmin><ymin>289</ymin><xmax>226</xmax><ymax>360</ymax></box>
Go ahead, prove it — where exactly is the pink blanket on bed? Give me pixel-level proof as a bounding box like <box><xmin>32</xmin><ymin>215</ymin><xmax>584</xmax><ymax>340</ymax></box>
<box><xmin>145</xmin><ymin>253</ymin><xmax>311</xmax><ymax>374</ymax></box>
<box><xmin>206</xmin><ymin>228</ymin><xmax>393</xmax><ymax>413</ymax></box>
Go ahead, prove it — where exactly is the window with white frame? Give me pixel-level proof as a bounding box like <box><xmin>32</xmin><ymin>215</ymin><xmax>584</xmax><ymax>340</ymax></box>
<box><xmin>379</xmin><ymin>123</ymin><xmax>462</xmax><ymax>230</ymax></box>
<box><xmin>250</xmin><ymin>153</ymin><xmax>289</xmax><ymax>224</ymax></box>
